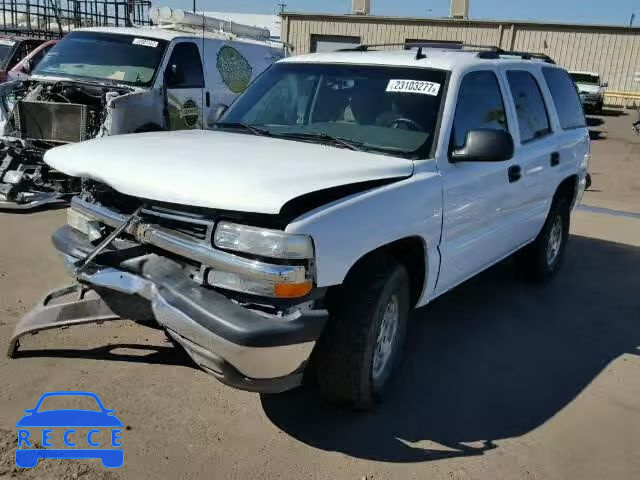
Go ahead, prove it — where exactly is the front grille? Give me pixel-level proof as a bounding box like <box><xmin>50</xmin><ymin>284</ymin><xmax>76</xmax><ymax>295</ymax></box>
<box><xmin>140</xmin><ymin>206</ymin><xmax>211</xmax><ymax>242</ymax></box>
<box><xmin>15</xmin><ymin>101</ymin><xmax>92</xmax><ymax>143</ymax></box>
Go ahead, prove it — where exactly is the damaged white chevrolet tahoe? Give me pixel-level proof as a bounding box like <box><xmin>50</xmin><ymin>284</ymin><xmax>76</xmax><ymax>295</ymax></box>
<box><xmin>0</xmin><ymin>11</ymin><xmax>284</xmax><ymax>209</ymax></box>
<box><xmin>10</xmin><ymin>47</ymin><xmax>589</xmax><ymax>409</ymax></box>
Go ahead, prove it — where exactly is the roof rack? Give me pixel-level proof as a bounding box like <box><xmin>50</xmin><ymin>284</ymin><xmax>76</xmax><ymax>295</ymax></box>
<box><xmin>337</xmin><ymin>42</ymin><xmax>556</xmax><ymax>64</ymax></box>
<box><xmin>149</xmin><ymin>6</ymin><xmax>271</xmax><ymax>41</ymax></box>
<box><xmin>467</xmin><ymin>45</ymin><xmax>556</xmax><ymax>63</ymax></box>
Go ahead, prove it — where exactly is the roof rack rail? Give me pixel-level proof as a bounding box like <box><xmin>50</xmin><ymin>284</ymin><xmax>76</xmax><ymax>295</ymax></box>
<box><xmin>336</xmin><ymin>42</ymin><xmax>556</xmax><ymax>64</ymax></box>
<box><xmin>338</xmin><ymin>41</ymin><xmax>463</xmax><ymax>52</ymax></box>
<box><xmin>473</xmin><ymin>47</ymin><xmax>556</xmax><ymax>64</ymax></box>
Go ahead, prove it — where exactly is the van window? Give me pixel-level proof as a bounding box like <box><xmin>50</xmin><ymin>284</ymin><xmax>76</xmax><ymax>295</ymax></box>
<box><xmin>507</xmin><ymin>71</ymin><xmax>551</xmax><ymax>143</ymax></box>
<box><xmin>543</xmin><ymin>68</ymin><xmax>586</xmax><ymax>130</ymax></box>
<box><xmin>166</xmin><ymin>42</ymin><xmax>204</xmax><ymax>89</ymax></box>
<box><xmin>451</xmin><ymin>70</ymin><xmax>508</xmax><ymax>150</ymax></box>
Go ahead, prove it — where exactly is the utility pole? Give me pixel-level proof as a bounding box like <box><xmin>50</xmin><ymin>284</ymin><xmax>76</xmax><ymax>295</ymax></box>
<box><xmin>193</xmin><ymin>0</ymin><xmax>196</xmax><ymax>13</ymax></box>
<box><xmin>631</xmin><ymin>13</ymin><xmax>635</xmax><ymax>27</ymax></box>
<box><xmin>278</xmin><ymin>2</ymin><xmax>287</xmax><ymax>15</ymax></box>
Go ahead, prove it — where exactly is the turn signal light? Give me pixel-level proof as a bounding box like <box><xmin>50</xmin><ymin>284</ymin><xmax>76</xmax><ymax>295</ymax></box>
<box><xmin>274</xmin><ymin>281</ymin><xmax>313</xmax><ymax>299</ymax></box>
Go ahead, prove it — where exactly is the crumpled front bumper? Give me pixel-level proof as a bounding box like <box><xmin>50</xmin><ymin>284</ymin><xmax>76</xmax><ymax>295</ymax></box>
<box><xmin>12</xmin><ymin>226</ymin><xmax>328</xmax><ymax>393</ymax></box>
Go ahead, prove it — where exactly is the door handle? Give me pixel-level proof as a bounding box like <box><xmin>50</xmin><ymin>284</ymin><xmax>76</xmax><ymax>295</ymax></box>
<box><xmin>205</xmin><ymin>91</ymin><xmax>210</xmax><ymax>107</ymax></box>
<box><xmin>550</xmin><ymin>152</ymin><xmax>560</xmax><ymax>167</ymax></box>
<box><xmin>508</xmin><ymin>165</ymin><xmax>522</xmax><ymax>183</ymax></box>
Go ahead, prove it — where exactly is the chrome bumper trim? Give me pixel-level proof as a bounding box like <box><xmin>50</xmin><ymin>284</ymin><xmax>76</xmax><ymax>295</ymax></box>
<box><xmin>65</xmin><ymin>259</ymin><xmax>314</xmax><ymax>380</ymax></box>
<box><xmin>71</xmin><ymin>197</ymin><xmax>307</xmax><ymax>283</ymax></box>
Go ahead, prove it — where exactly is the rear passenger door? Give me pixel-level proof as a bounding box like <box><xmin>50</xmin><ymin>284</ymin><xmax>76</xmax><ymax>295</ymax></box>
<box><xmin>163</xmin><ymin>40</ymin><xmax>205</xmax><ymax>130</ymax></box>
<box><xmin>501</xmin><ymin>68</ymin><xmax>559</xmax><ymax>241</ymax></box>
<box><xmin>437</xmin><ymin>69</ymin><xmax>521</xmax><ymax>294</ymax></box>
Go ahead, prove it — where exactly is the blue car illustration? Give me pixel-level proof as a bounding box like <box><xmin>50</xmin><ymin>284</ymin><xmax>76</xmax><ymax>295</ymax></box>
<box><xmin>16</xmin><ymin>391</ymin><xmax>123</xmax><ymax>468</ymax></box>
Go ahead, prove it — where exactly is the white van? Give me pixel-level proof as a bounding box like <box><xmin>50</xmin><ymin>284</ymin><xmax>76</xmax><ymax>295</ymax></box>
<box><xmin>0</xmin><ymin>8</ymin><xmax>286</xmax><ymax>209</ymax></box>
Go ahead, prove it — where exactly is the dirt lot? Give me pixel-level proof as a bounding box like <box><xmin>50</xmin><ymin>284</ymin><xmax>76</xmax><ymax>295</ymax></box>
<box><xmin>0</xmin><ymin>110</ymin><xmax>639</xmax><ymax>480</ymax></box>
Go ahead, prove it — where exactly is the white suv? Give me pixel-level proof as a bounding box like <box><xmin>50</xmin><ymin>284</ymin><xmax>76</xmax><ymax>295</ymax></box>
<box><xmin>11</xmin><ymin>47</ymin><xmax>590</xmax><ymax>409</ymax></box>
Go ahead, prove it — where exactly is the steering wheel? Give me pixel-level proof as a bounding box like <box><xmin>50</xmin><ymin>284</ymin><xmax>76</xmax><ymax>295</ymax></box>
<box><xmin>389</xmin><ymin>117</ymin><xmax>423</xmax><ymax>131</ymax></box>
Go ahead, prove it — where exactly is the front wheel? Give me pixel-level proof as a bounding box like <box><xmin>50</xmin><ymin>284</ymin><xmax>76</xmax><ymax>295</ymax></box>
<box><xmin>315</xmin><ymin>262</ymin><xmax>410</xmax><ymax>410</ymax></box>
<box><xmin>516</xmin><ymin>197</ymin><xmax>571</xmax><ymax>281</ymax></box>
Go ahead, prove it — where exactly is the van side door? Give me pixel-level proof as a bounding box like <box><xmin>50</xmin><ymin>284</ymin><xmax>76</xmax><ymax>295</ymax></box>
<box><xmin>163</xmin><ymin>40</ymin><xmax>205</xmax><ymax>130</ymax></box>
<box><xmin>435</xmin><ymin>69</ymin><xmax>521</xmax><ymax>295</ymax></box>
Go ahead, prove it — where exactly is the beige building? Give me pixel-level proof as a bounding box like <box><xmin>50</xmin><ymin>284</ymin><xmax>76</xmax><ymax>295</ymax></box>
<box><xmin>280</xmin><ymin>12</ymin><xmax>640</xmax><ymax>106</ymax></box>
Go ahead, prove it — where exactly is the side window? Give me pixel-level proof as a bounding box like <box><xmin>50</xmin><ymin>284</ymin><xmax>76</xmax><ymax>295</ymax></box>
<box><xmin>451</xmin><ymin>70</ymin><xmax>508</xmax><ymax>150</ymax></box>
<box><xmin>506</xmin><ymin>71</ymin><xmax>551</xmax><ymax>143</ymax></box>
<box><xmin>542</xmin><ymin>68</ymin><xmax>586</xmax><ymax>130</ymax></box>
<box><xmin>166</xmin><ymin>42</ymin><xmax>204</xmax><ymax>89</ymax></box>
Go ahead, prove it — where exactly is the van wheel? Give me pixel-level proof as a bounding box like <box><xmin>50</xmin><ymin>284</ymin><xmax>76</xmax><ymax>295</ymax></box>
<box><xmin>315</xmin><ymin>262</ymin><xmax>410</xmax><ymax>410</ymax></box>
<box><xmin>516</xmin><ymin>197</ymin><xmax>570</xmax><ymax>281</ymax></box>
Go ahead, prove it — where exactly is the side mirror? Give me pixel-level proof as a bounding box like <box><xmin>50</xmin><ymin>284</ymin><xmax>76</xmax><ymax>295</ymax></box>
<box><xmin>23</xmin><ymin>59</ymin><xmax>31</xmax><ymax>74</ymax></box>
<box><xmin>451</xmin><ymin>129</ymin><xmax>514</xmax><ymax>163</ymax></box>
<box><xmin>602</xmin><ymin>82</ymin><xmax>609</xmax><ymax>88</ymax></box>
<box><xmin>211</xmin><ymin>104</ymin><xmax>229</xmax><ymax>123</ymax></box>
<box><xmin>165</xmin><ymin>64</ymin><xmax>183</xmax><ymax>87</ymax></box>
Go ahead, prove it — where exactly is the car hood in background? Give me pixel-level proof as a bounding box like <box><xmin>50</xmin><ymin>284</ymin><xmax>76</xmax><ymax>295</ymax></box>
<box><xmin>45</xmin><ymin>130</ymin><xmax>414</xmax><ymax>214</ymax></box>
<box><xmin>576</xmin><ymin>83</ymin><xmax>603</xmax><ymax>95</ymax></box>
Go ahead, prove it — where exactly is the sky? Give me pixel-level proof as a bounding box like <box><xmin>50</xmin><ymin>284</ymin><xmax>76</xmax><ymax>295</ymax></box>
<box><xmin>160</xmin><ymin>0</ymin><xmax>640</xmax><ymax>26</ymax></box>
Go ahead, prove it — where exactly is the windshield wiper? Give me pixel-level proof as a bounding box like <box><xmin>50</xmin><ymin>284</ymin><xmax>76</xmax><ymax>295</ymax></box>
<box><xmin>271</xmin><ymin>132</ymin><xmax>364</xmax><ymax>151</ymax></box>
<box><xmin>214</xmin><ymin>122</ymin><xmax>271</xmax><ymax>137</ymax></box>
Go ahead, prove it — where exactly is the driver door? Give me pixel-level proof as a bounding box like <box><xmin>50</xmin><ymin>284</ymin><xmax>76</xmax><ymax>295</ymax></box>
<box><xmin>164</xmin><ymin>40</ymin><xmax>205</xmax><ymax>130</ymax></box>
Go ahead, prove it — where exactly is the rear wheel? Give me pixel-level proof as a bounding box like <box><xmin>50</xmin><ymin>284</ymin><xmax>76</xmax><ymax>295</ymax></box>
<box><xmin>315</xmin><ymin>261</ymin><xmax>410</xmax><ymax>410</ymax></box>
<box><xmin>516</xmin><ymin>196</ymin><xmax>571</xmax><ymax>281</ymax></box>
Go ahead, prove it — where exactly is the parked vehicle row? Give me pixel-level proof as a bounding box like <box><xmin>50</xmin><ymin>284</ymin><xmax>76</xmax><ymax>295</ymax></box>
<box><xmin>7</xmin><ymin>40</ymin><xmax>589</xmax><ymax>409</ymax></box>
<box><xmin>0</xmin><ymin>10</ymin><xmax>285</xmax><ymax>209</ymax></box>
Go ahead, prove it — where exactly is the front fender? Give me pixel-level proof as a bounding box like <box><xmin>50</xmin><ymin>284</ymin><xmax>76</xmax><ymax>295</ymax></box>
<box><xmin>286</xmin><ymin>160</ymin><xmax>443</xmax><ymax>305</ymax></box>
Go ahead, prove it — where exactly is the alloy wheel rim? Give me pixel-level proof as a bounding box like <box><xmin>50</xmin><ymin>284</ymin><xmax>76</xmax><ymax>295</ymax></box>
<box><xmin>372</xmin><ymin>295</ymin><xmax>399</xmax><ymax>382</ymax></box>
<box><xmin>546</xmin><ymin>215</ymin><xmax>563</xmax><ymax>266</ymax></box>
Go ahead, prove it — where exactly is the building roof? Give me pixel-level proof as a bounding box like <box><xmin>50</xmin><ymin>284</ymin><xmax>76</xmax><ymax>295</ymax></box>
<box><xmin>279</xmin><ymin>48</ymin><xmax>560</xmax><ymax>71</ymax></box>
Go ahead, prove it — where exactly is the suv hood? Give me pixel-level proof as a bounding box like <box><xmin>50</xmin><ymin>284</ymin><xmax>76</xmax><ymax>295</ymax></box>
<box><xmin>45</xmin><ymin>130</ymin><xmax>414</xmax><ymax>214</ymax></box>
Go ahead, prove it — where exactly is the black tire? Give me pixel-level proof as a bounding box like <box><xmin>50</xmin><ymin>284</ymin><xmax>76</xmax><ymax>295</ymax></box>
<box><xmin>516</xmin><ymin>196</ymin><xmax>571</xmax><ymax>282</ymax></box>
<box><xmin>315</xmin><ymin>261</ymin><xmax>410</xmax><ymax>410</ymax></box>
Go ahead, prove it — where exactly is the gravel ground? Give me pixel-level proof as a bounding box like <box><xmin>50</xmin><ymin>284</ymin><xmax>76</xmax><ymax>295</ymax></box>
<box><xmin>0</xmin><ymin>111</ymin><xmax>638</xmax><ymax>480</ymax></box>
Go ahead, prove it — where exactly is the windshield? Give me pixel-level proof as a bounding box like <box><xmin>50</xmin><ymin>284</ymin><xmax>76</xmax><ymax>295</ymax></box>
<box><xmin>32</xmin><ymin>32</ymin><xmax>168</xmax><ymax>87</ymax></box>
<box><xmin>571</xmin><ymin>73</ymin><xmax>600</xmax><ymax>85</ymax></box>
<box><xmin>221</xmin><ymin>63</ymin><xmax>447</xmax><ymax>158</ymax></box>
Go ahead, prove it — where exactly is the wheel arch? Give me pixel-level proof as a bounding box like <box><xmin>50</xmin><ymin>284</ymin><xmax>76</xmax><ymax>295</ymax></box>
<box><xmin>554</xmin><ymin>174</ymin><xmax>579</xmax><ymax>208</ymax></box>
<box><xmin>327</xmin><ymin>236</ymin><xmax>428</xmax><ymax>309</ymax></box>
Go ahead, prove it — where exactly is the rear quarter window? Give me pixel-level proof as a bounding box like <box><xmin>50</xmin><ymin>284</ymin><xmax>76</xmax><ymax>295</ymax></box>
<box><xmin>543</xmin><ymin>68</ymin><xmax>586</xmax><ymax>130</ymax></box>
